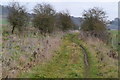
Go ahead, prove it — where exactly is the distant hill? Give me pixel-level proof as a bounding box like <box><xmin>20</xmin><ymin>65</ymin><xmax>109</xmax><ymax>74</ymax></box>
<box><xmin>0</xmin><ymin>5</ymin><xmax>9</xmax><ymax>18</ymax></box>
<box><xmin>108</xmin><ymin>18</ymin><xmax>119</xmax><ymax>30</ymax></box>
<box><xmin>71</xmin><ymin>16</ymin><xmax>83</xmax><ymax>30</ymax></box>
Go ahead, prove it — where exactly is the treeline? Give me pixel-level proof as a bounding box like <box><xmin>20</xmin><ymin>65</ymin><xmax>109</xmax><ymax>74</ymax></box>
<box><xmin>8</xmin><ymin>2</ymin><xmax>74</xmax><ymax>34</ymax></box>
<box><xmin>7</xmin><ymin>2</ymin><xmax>110</xmax><ymax>43</ymax></box>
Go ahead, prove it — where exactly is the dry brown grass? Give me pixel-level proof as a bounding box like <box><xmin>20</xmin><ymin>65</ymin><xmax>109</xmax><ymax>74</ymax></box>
<box><xmin>2</xmin><ymin>26</ymin><xmax>64</xmax><ymax>78</ymax></box>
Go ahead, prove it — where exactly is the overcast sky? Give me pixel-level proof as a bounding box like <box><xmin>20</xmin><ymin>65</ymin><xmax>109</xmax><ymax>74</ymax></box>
<box><xmin>0</xmin><ymin>0</ymin><xmax>119</xmax><ymax>20</ymax></box>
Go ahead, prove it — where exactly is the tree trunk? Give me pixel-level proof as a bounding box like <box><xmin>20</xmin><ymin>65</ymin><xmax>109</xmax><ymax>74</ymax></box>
<box><xmin>12</xmin><ymin>26</ymin><xmax>15</xmax><ymax>34</ymax></box>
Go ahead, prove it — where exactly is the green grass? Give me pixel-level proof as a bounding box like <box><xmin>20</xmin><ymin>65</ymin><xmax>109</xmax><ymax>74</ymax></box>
<box><xmin>18</xmin><ymin>33</ymin><xmax>103</xmax><ymax>78</ymax></box>
<box><xmin>0</xmin><ymin>18</ymin><xmax>8</xmax><ymax>25</ymax></box>
<box><xmin>109</xmin><ymin>30</ymin><xmax>118</xmax><ymax>35</ymax></box>
<box><xmin>109</xmin><ymin>30</ymin><xmax>118</xmax><ymax>50</ymax></box>
<box><xmin>61</xmin><ymin>33</ymin><xmax>118</xmax><ymax>78</ymax></box>
<box><xmin>71</xmin><ymin>34</ymin><xmax>100</xmax><ymax>78</ymax></box>
<box><xmin>19</xmin><ymin>33</ymin><xmax>85</xmax><ymax>78</ymax></box>
<box><xmin>16</xmin><ymin>33</ymin><xmax>118</xmax><ymax>78</ymax></box>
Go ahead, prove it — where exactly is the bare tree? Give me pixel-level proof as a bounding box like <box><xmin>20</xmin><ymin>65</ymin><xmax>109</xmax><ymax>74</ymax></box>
<box><xmin>8</xmin><ymin>2</ymin><xmax>28</xmax><ymax>34</ymax></box>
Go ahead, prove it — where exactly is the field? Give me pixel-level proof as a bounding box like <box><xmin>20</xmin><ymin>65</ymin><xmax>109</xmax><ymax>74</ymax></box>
<box><xmin>109</xmin><ymin>30</ymin><xmax>119</xmax><ymax>50</ymax></box>
<box><xmin>0</xmin><ymin>1</ymin><xmax>119</xmax><ymax>79</ymax></box>
<box><xmin>18</xmin><ymin>33</ymin><xmax>118</xmax><ymax>78</ymax></box>
<box><xmin>1</xmin><ymin>18</ymin><xmax>119</xmax><ymax>78</ymax></box>
<box><xmin>0</xmin><ymin>18</ymin><xmax>8</xmax><ymax>25</ymax></box>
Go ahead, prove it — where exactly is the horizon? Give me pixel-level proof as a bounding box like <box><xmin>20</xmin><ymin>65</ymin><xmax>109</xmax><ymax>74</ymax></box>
<box><xmin>0</xmin><ymin>1</ymin><xmax>119</xmax><ymax>21</ymax></box>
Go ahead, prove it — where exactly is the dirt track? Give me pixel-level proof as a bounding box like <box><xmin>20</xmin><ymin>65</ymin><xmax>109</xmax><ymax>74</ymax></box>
<box><xmin>79</xmin><ymin>44</ymin><xmax>89</xmax><ymax>78</ymax></box>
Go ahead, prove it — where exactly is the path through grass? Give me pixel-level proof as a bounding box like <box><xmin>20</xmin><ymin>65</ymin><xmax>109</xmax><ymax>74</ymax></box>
<box><xmin>18</xmin><ymin>33</ymin><xmax>118</xmax><ymax>78</ymax></box>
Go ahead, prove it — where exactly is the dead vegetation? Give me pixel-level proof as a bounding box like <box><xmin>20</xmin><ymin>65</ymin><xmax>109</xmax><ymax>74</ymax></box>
<box><xmin>2</xmin><ymin>26</ymin><xmax>64</xmax><ymax>78</ymax></box>
<box><xmin>79</xmin><ymin>32</ymin><xmax>118</xmax><ymax>77</ymax></box>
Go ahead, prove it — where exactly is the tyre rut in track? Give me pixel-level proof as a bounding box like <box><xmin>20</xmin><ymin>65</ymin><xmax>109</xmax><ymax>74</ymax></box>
<box><xmin>79</xmin><ymin>44</ymin><xmax>90</xmax><ymax>78</ymax></box>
